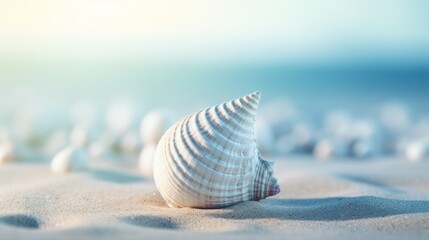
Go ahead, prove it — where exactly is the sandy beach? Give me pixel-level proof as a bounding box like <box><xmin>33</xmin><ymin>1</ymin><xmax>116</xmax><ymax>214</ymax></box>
<box><xmin>1</xmin><ymin>0</ymin><xmax>428</xmax><ymax>239</ymax></box>
<box><xmin>1</xmin><ymin>157</ymin><xmax>428</xmax><ymax>240</ymax></box>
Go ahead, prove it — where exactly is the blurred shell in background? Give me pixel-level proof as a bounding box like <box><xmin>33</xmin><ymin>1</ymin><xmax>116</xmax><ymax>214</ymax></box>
<box><xmin>379</xmin><ymin>102</ymin><xmax>410</xmax><ymax>134</ymax></box>
<box><xmin>313</xmin><ymin>138</ymin><xmax>348</xmax><ymax>160</ymax></box>
<box><xmin>140</xmin><ymin>110</ymin><xmax>176</xmax><ymax>146</ymax></box>
<box><xmin>105</xmin><ymin>98</ymin><xmax>136</xmax><ymax>135</ymax></box>
<box><xmin>51</xmin><ymin>146</ymin><xmax>89</xmax><ymax>174</ymax></box>
<box><xmin>69</xmin><ymin>102</ymin><xmax>98</xmax><ymax>129</ymax></box>
<box><xmin>399</xmin><ymin>138</ymin><xmax>428</xmax><ymax>163</ymax></box>
<box><xmin>70</xmin><ymin>126</ymin><xmax>92</xmax><ymax>147</ymax></box>
<box><xmin>275</xmin><ymin>122</ymin><xmax>314</xmax><ymax>155</ymax></box>
<box><xmin>88</xmin><ymin>132</ymin><xmax>122</xmax><ymax>159</ymax></box>
<box><xmin>139</xmin><ymin>144</ymin><xmax>157</xmax><ymax>177</ymax></box>
<box><xmin>0</xmin><ymin>86</ymin><xmax>427</xmax><ymax>165</ymax></box>
<box><xmin>255</xmin><ymin>118</ymin><xmax>275</xmax><ymax>155</ymax></box>
<box><xmin>0</xmin><ymin>140</ymin><xmax>14</xmax><ymax>164</ymax></box>
<box><xmin>259</xmin><ymin>99</ymin><xmax>297</xmax><ymax>128</ymax></box>
<box><xmin>43</xmin><ymin>129</ymin><xmax>69</xmax><ymax>157</ymax></box>
<box><xmin>119</xmin><ymin>130</ymin><xmax>141</xmax><ymax>155</ymax></box>
<box><xmin>0</xmin><ymin>129</ymin><xmax>13</xmax><ymax>164</ymax></box>
<box><xmin>11</xmin><ymin>102</ymin><xmax>68</xmax><ymax>149</ymax></box>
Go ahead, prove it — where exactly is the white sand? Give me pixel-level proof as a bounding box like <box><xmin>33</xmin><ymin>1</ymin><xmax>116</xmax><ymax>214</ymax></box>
<box><xmin>1</xmin><ymin>157</ymin><xmax>428</xmax><ymax>240</ymax></box>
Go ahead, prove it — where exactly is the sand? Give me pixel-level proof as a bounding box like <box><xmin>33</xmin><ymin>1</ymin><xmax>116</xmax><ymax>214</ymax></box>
<box><xmin>1</xmin><ymin>157</ymin><xmax>428</xmax><ymax>240</ymax></box>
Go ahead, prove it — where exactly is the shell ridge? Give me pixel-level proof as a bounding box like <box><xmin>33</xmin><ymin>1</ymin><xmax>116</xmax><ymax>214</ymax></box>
<box><xmin>162</xmin><ymin>121</ymin><xmax>202</xmax><ymax>206</ymax></box>
<box><xmin>165</xmin><ymin>120</ymin><xmax>252</xmax><ymax>197</ymax></box>
<box><xmin>215</xmin><ymin>104</ymin><xmax>253</xmax><ymax>138</ymax></box>
<box><xmin>200</xmin><ymin>110</ymin><xmax>256</xmax><ymax>178</ymax></box>
<box><xmin>226</xmin><ymin>102</ymin><xmax>252</xmax><ymax>126</ymax></box>
<box><xmin>188</xmin><ymin>114</ymin><xmax>248</xmax><ymax>174</ymax></box>
<box><xmin>233</xmin><ymin>96</ymin><xmax>258</xmax><ymax>115</ymax></box>
<box><xmin>249</xmin><ymin>156</ymin><xmax>279</xmax><ymax>201</ymax></box>
<box><xmin>244</xmin><ymin>94</ymin><xmax>259</xmax><ymax>106</ymax></box>
<box><xmin>236</xmin><ymin>97</ymin><xmax>258</xmax><ymax>116</ymax></box>
<box><xmin>258</xmin><ymin>156</ymin><xmax>276</xmax><ymax>175</ymax></box>
<box><xmin>199</xmin><ymin>111</ymin><xmax>255</xmax><ymax>163</ymax></box>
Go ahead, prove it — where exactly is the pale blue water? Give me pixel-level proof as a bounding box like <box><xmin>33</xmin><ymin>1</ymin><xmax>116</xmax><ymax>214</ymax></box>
<box><xmin>1</xmin><ymin>62</ymin><xmax>428</xmax><ymax>115</ymax></box>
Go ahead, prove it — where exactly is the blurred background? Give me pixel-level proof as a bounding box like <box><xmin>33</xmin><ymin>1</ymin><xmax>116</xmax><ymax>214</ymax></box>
<box><xmin>1</xmin><ymin>0</ymin><xmax>429</xmax><ymax>164</ymax></box>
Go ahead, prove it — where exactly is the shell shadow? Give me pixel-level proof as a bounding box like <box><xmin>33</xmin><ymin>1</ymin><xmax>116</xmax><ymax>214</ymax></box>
<box><xmin>91</xmin><ymin>169</ymin><xmax>146</xmax><ymax>184</ymax></box>
<box><xmin>211</xmin><ymin>196</ymin><xmax>429</xmax><ymax>221</ymax></box>
<box><xmin>0</xmin><ymin>214</ymin><xmax>40</xmax><ymax>229</ymax></box>
<box><xmin>119</xmin><ymin>215</ymin><xmax>179</xmax><ymax>230</ymax></box>
<box><xmin>337</xmin><ymin>173</ymin><xmax>404</xmax><ymax>193</ymax></box>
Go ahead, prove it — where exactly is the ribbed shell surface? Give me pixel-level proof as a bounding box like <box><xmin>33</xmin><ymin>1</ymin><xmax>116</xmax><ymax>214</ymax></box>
<box><xmin>153</xmin><ymin>92</ymin><xmax>274</xmax><ymax>208</ymax></box>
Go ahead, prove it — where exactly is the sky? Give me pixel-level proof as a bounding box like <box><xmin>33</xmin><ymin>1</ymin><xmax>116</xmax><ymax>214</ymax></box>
<box><xmin>1</xmin><ymin>0</ymin><xmax>428</xmax><ymax>64</ymax></box>
<box><xmin>0</xmin><ymin>0</ymin><xmax>428</xmax><ymax>110</ymax></box>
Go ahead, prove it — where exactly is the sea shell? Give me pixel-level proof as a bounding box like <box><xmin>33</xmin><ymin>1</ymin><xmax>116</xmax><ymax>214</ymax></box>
<box><xmin>153</xmin><ymin>91</ymin><xmax>280</xmax><ymax>209</ymax></box>
<box><xmin>51</xmin><ymin>146</ymin><xmax>89</xmax><ymax>174</ymax></box>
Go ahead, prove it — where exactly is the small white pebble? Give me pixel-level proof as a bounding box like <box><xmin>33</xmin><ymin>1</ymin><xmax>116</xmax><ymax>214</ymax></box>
<box><xmin>314</xmin><ymin>139</ymin><xmax>333</xmax><ymax>160</ymax></box>
<box><xmin>139</xmin><ymin>144</ymin><xmax>157</xmax><ymax>176</ymax></box>
<box><xmin>51</xmin><ymin>145</ymin><xmax>89</xmax><ymax>174</ymax></box>
<box><xmin>405</xmin><ymin>141</ymin><xmax>427</xmax><ymax>163</ymax></box>
<box><xmin>0</xmin><ymin>141</ymin><xmax>14</xmax><ymax>164</ymax></box>
<box><xmin>140</xmin><ymin>110</ymin><xmax>176</xmax><ymax>145</ymax></box>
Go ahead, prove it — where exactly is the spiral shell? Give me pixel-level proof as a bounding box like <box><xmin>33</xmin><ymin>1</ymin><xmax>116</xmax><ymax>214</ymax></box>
<box><xmin>153</xmin><ymin>91</ymin><xmax>280</xmax><ymax>209</ymax></box>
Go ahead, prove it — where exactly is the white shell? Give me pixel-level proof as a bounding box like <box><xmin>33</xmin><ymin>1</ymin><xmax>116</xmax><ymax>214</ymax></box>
<box><xmin>51</xmin><ymin>146</ymin><xmax>89</xmax><ymax>174</ymax></box>
<box><xmin>140</xmin><ymin>110</ymin><xmax>176</xmax><ymax>145</ymax></box>
<box><xmin>153</xmin><ymin>92</ymin><xmax>280</xmax><ymax>209</ymax></box>
<box><xmin>139</xmin><ymin>144</ymin><xmax>157</xmax><ymax>176</ymax></box>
